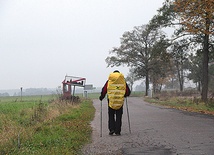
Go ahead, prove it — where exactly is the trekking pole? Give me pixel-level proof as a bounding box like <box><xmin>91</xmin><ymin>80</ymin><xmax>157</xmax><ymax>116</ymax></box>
<box><xmin>100</xmin><ymin>101</ymin><xmax>102</xmax><ymax>137</ymax></box>
<box><xmin>125</xmin><ymin>98</ymin><xmax>131</xmax><ymax>134</ymax></box>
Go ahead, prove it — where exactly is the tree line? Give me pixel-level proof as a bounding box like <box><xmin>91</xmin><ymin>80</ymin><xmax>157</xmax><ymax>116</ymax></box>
<box><xmin>105</xmin><ymin>0</ymin><xmax>214</xmax><ymax>102</ymax></box>
<box><xmin>0</xmin><ymin>92</ymin><xmax>10</xmax><ymax>97</ymax></box>
<box><xmin>0</xmin><ymin>88</ymin><xmax>55</xmax><ymax>97</ymax></box>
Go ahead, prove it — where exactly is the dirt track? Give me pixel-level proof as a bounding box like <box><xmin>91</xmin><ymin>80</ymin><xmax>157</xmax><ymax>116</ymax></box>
<box><xmin>82</xmin><ymin>97</ymin><xmax>214</xmax><ymax>155</ymax></box>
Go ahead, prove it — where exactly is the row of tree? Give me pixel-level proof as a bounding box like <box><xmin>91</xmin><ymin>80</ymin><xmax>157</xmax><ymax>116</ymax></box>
<box><xmin>15</xmin><ymin>88</ymin><xmax>55</xmax><ymax>96</ymax></box>
<box><xmin>106</xmin><ymin>0</ymin><xmax>214</xmax><ymax>102</ymax></box>
<box><xmin>0</xmin><ymin>92</ymin><xmax>10</xmax><ymax>97</ymax></box>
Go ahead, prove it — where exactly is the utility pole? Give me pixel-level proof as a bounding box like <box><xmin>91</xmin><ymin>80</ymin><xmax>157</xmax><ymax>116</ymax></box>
<box><xmin>20</xmin><ymin>87</ymin><xmax>23</xmax><ymax>102</ymax></box>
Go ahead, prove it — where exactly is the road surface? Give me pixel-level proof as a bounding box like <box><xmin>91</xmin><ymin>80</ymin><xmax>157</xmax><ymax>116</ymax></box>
<box><xmin>82</xmin><ymin>97</ymin><xmax>214</xmax><ymax>155</ymax></box>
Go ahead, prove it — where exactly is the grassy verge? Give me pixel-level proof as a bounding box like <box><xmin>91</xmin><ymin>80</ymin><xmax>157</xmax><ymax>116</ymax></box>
<box><xmin>144</xmin><ymin>96</ymin><xmax>214</xmax><ymax>115</ymax></box>
<box><xmin>0</xmin><ymin>96</ymin><xmax>95</xmax><ymax>155</ymax></box>
<box><xmin>130</xmin><ymin>91</ymin><xmax>145</xmax><ymax>97</ymax></box>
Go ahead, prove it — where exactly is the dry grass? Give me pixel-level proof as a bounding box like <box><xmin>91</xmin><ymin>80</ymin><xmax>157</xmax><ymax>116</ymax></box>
<box><xmin>0</xmin><ymin>97</ymin><xmax>95</xmax><ymax>154</ymax></box>
<box><xmin>145</xmin><ymin>90</ymin><xmax>214</xmax><ymax>116</ymax></box>
<box><xmin>0</xmin><ymin>114</ymin><xmax>17</xmax><ymax>146</ymax></box>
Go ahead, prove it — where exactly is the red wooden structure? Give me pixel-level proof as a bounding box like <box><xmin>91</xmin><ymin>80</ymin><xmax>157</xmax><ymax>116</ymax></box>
<box><xmin>62</xmin><ymin>75</ymin><xmax>86</xmax><ymax>100</ymax></box>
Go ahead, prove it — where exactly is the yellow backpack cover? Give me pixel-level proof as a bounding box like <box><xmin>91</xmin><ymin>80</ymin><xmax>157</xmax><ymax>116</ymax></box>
<box><xmin>107</xmin><ymin>72</ymin><xmax>126</xmax><ymax>110</ymax></box>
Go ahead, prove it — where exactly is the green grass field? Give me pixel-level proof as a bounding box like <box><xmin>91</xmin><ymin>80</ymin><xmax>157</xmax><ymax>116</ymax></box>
<box><xmin>0</xmin><ymin>95</ymin><xmax>95</xmax><ymax>155</ymax></box>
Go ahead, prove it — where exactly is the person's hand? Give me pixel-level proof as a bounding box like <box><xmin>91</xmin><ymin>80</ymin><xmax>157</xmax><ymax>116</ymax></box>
<box><xmin>99</xmin><ymin>96</ymin><xmax>103</xmax><ymax>101</ymax></box>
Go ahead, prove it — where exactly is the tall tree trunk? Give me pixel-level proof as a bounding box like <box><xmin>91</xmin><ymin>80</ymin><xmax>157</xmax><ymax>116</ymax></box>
<box><xmin>197</xmin><ymin>82</ymin><xmax>201</xmax><ymax>92</ymax></box>
<box><xmin>171</xmin><ymin>78</ymin><xmax>174</xmax><ymax>89</ymax></box>
<box><xmin>129</xmin><ymin>82</ymin><xmax>133</xmax><ymax>92</ymax></box>
<box><xmin>145</xmin><ymin>71</ymin><xmax>149</xmax><ymax>96</ymax></box>
<box><xmin>159</xmin><ymin>84</ymin><xmax>162</xmax><ymax>92</ymax></box>
<box><xmin>176</xmin><ymin>62</ymin><xmax>183</xmax><ymax>92</ymax></box>
<box><xmin>201</xmin><ymin>33</ymin><xmax>209</xmax><ymax>102</ymax></box>
<box><xmin>180</xmin><ymin>68</ymin><xmax>184</xmax><ymax>91</ymax></box>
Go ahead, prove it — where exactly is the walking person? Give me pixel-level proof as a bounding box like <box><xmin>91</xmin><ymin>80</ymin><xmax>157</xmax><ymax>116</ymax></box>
<box><xmin>99</xmin><ymin>70</ymin><xmax>131</xmax><ymax>136</ymax></box>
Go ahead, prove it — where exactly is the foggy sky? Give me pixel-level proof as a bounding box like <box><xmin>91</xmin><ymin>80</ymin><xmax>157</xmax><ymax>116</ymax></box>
<box><xmin>0</xmin><ymin>0</ymin><xmax>165</xmax><ymax>90</ymax></box>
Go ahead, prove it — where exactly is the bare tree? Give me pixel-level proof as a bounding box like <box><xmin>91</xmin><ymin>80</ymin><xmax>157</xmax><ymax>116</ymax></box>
<box><xmin>106</xmin><ymin>25</ymin><xmax>170</xmax><ymax>96</ymax></box>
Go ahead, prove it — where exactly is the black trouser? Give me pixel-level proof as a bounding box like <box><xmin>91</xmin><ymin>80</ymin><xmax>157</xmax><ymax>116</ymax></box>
<box><xmin>108</xmin><ymin>106</ymin><xmax>123</xmax><ymax>134</ymax></box>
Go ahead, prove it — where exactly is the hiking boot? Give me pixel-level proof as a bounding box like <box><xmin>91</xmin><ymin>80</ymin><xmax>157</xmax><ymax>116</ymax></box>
<box><xmin>109</xmin><ymin>130</ymin><xmax>114</xmax><ymax>135</ymax></box>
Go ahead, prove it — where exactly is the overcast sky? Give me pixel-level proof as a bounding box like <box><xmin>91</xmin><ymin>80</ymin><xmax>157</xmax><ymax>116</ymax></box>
<box><xmin>0</xmin><ymin>0</ymin><xmax>165</xmax><ymax>90</ymax></box>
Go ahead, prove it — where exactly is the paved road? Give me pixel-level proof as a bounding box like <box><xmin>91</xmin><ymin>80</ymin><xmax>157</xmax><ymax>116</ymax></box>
<box><xmin>82</xmin><ymin>97</ymin><xmax>214</xmax><ymax>155</ymax></box>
